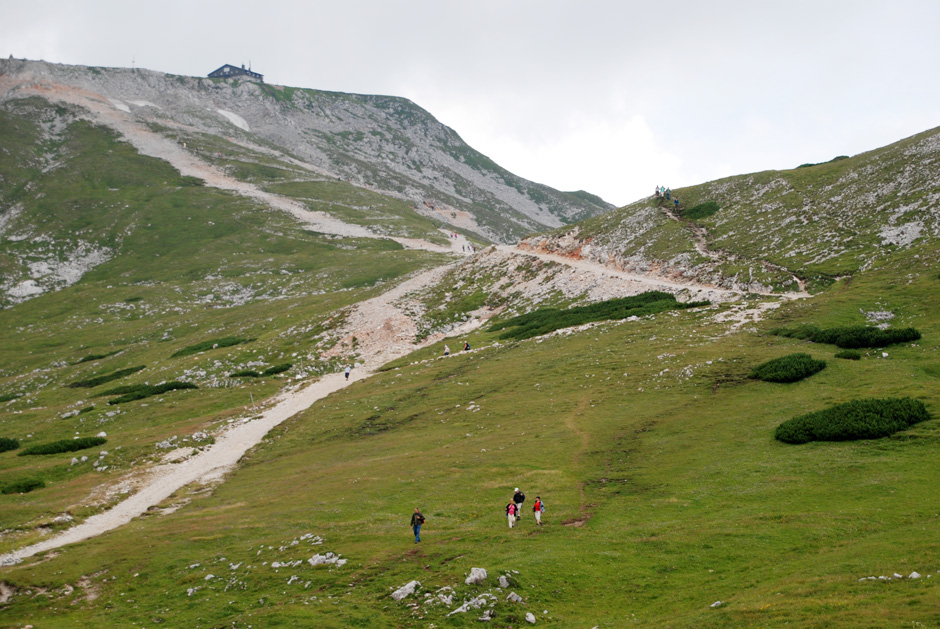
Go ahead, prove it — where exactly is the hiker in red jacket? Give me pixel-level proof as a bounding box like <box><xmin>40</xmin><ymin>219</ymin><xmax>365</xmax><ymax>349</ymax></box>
<box><xmin>532</xmin><ymin>496</ymin><xmax>545</xmax><ymax>526</ymax></box>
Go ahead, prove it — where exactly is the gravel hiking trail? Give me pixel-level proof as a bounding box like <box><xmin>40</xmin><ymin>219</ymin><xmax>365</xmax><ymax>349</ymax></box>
<box><xmin>1</xmin><ymin>261</ymin><xmax>471</xmax><ymax>565</ymax></box>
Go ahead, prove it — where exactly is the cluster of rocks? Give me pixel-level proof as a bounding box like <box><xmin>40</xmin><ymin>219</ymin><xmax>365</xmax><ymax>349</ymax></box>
<box><xmin>858</xmin><ymin>571</ymin><xmax>929</xmax><ymax>582</ymax></box>
<box><xmin>391</xmin><ymin>566</ymin><xmax>545</xmax><ymax>624</ymax></box>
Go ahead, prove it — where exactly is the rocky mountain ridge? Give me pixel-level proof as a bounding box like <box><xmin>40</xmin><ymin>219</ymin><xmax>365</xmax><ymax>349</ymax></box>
<box><xmin>0</xmin><ymin>58</ymin><xmax>612</xmax><ymax>243</ymax></box>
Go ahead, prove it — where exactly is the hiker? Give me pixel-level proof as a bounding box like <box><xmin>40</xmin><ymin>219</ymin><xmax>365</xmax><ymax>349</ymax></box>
<box><xmin>666</xmin><ymin>188</ymin><xmax>671</xmax><ymax>201</ymax></box>
<box><xmin>410</xmin><ymin>508</ymin><xmax>425</xmax><ymax>542</ymax></box>
<box><xmin>533</xmin><ymin>496</ymin><xmax>545</xmax><ymax>526</ymax></box>
<box><xmin>655</xmin><ymin>185</ymin><xmax>661</xmax><ymax>198</ymax></box>
<box><xmin>674</xmin><ymin>197</ymin><xmax>679</xmax><ymax>209</ymax></box>
<box><xmin>506</xmin><ymin>502</ymin><xmax>516</xmax><ymax>528</ymax></box>
<box><xmin>345</xmin><ymin>365</ymin><xmax>351</xmax><ymax>381</ymax></box>
<box><xmin>512</xmin><ymin>488</ymin><xmax>525</xmax><ymax>521</ymax></box>
<box><xmin>444</xmin><ymin>344</ymin><xmax>450</xmax><ymax>356</ymax></box>
<box><xmin>463</xmin><ymin>341</ymin><xmax>471</xmax><ymax>351</ymax></box>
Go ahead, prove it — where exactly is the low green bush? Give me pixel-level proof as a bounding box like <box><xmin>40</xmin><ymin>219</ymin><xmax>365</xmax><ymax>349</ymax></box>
<box><xmin>230</xmin><ymin>370</ymin><xmax>261</xmax><ymax>378</ymax></box>
<box><xmin>749</xmin><ymin>353</ymin><xmax>826</xmax><ymax>383</ymax></box>
<box><xmin>19</xmin><ymin>436</ymin><xmax>107</xmax><ymax>456</ymax></box>
<box><xmin>263</xmin><ymin>363</ymin><xmax>292</xmax><ymax>376</ymax></box>
<box><xmin>171</xmin><ymin>337</ymin><xmax>250</xmax><ymax>358</ymax></box>
<box><xmin>770</xmin><ymin>325</ymin><xmax>921</xmax><ymax>349</ymax></box>
<box><xmin>1</xmin><ymin>478</ymin><xmax>45</xmax><ymax>494</ymax></box>
<box><xmin>76</xmin><ymin>350</ymin><xmax>121</xmax><ymax>364</ymax></box>
<box><xmin>491</xmin><ymin>292</ymin><xmax>709</xmax><ymax>341</ymax></box>
<box><xmin>775</xmin><ymin>398</ymin><xmax>930</xmax><ymax>444</ymax></box>
<box><xmin>683</xmin><ymin>201</ymin><xmax>720</xmax><ymax>220</ymax></box>
<box><xmin>834</xmin><ymin>350</ymin><xmax>861</xmax><ymax>360</ymax></box>
<box><xmin>0</xmin><ymin>437</ymin><xmax>20</xmax><ymax>453</ymax></box>
<box><xmin>105</xmin><ymin>381</ymin><xmax>198</xmax><ymax>405</ymax></box>
<box><xmin>0</xmin><ymin>393</ymin><xmax>22</xmax><ymax>403</ymax></box>
<box><xmin>67</xmin><ymin>365</ymin><xmax>146</xmax><ymax>388</ymax></box>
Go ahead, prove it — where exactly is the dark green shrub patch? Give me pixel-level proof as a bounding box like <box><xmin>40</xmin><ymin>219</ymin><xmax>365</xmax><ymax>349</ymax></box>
<box><xmin>0</xmin><ymin>393</ymin><xmax>22</xmax><ymax>403</ymax></box>
<box><xmin>771</xmin><ymin>325</ymin><xmax>921</xmax><ymax>349</ymax></box>
<box><xmin>19</xmin><ymin>436</ymin><xmax>107</xmax><ymax>456</ymax></box>
<box><xmin>683</xmin><ymin>201</ymin><xmax>720</xmax><ymax>220</ymax></box>
<box><xmin>491</xmin><ymin>292</ymin><xmax>709</xmax><ymax>340</ymax></box>
<box><xmin>76</xmin><ymin>350</ymin><xmax>122</xmax><ymax>364</ymax></box>
<box><xmin>835</xmin><ymin>350</ymin><xmax>862</xmax><ymax>360</ymax></box>
<box><xmin>171</xmin><ymin>337</ymin><xmax>251</xmax><ymax>358</ymax></box>
<box><xmin>749</xmin><ymin>353</ymin><xmax>826</xmax><ymax>383</ymax></box>
<box><xmin>105</xmin><ymin>381</ymin><xmax>198</xmax><ymax>405</ymax></box>
<box><xmin>1</xmin><ymin>478</ymin><xmax>45</xmax><ymax>494</ymax></box>
<box><xmin>124</xmin><ymin>296</ymin><xmax>143</xmax><ymax>303</ymax></box>
<box><xmin>230</xmin><ymin>370</ymin><xmax>261</xmax><ymax>378</ymax></box>
<box><xmin>775</xmin><ymin>398</ymin><xmax>930</xmax><ymax>444</ymax></box>
<box><xmin>262</xmin><ymin>363</ymin><xmax>292</xmax><ymax>376</ymax></box>
<box><xmin>67</xmin><ymin>365</ymin><xmax>146</xmax><ymax>388</ymax></box>
<box><xmin>0</xmin><ymin>437</ymin><xmax>20</xmax><ymax>453</ymax></box>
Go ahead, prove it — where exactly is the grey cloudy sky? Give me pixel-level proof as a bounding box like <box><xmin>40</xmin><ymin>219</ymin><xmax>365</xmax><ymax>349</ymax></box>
<box><xmin>2</xmin><ymin>0</ymin><xmax>939</xmax><ymax>206</ymax></box>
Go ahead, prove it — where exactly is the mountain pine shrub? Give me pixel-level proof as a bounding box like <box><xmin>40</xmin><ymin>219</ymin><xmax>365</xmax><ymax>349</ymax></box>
<box><xmin>1</xmin><ymin>478</ymin><xmax>45</xmax><ymax>494</ymax></box>
<box><xmin>104</xmin><ymin>381</ymin><xmax>197</xmax><ymax>405</ymax></box>
<box><xmin>770</xmin><ymin>325</ymin><xmax>920</xmax><ymax>349</ymax></box>
<box><xmin>749</xmin><ymin>353</ymin><xmax>826</xmax><ymax>383</ymax></box>
<box><xmin>834</xmin><ymin>350</ymin><xmax>862</xmax><ymax>360</ymax></box>
<box><xmin>0</xmin><ymin>437</ymin><xmax>20</xmax><ymax>453</ymax></box>
<box><xmin>19</xmin><ymin>436</ymin><xmax>107</xmax><ymax>456</ymax></box>
<box><xmin>76</xmin><ymin>350</ymin><xmax>122</xmax><ymax>364</ymax></box>
<box><xmin>262</xmin><ymin>363</ymin><xmax>292</xmax><ymax>376</ymax></box>
<box><xmin>491</xmin><ymin>292</ymin><xmax>709</xmax><ymax>340</ymax></box>
<box><xmin>775</xmin><ymin>398</ymin><xmax>930</xmax><ymax>444</ymax></box>
<box><xmin>230</xmin><ymin>370</ymin><xmax>261</xmax><ymax>378</ymax></box>
<box><xmin>67</xmin><ymin>365</ymin><xmax>146</xmax><ymax>388</ymax></box>
<box><xmin>683</xmin><ymin>201</ymin><xmax>720</xmax><ymax>220</ymax></box>
<box><xmin>171</xmin><ymin>337</ymin><xmax>250</xmax><ymax>358</ymax></box>
<box><xmin>0</xmin><ymin>393</ymin><xmax>21</xmax><ymax>403</ymax></box>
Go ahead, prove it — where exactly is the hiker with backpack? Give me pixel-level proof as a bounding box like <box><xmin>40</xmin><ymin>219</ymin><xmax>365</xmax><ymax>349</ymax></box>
<box><xmin>410</xmin><ymin>508</ymin><xmax>425</xmax><ymax>543</ymax></box>
<box><xmin>532</xmin><ymin>496</ymin><xmax>545</xmax><ymax>526</ymax></box>
<box><xmin>512</xmin><ymin>488</ymin><xmax>525</xmax><ymax>521</ymax></box>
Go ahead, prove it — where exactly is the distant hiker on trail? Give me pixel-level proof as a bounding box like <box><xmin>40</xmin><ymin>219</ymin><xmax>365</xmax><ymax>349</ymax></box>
<box><xmin>444</xmin><ymin>344</ymin><xmax>450</xmax><ymax>356</ymax></box>
<box><xmin>674</xmin><ymin>197</ymin><xmax>679</xmax><ymax>209</ymax></box>
<box><xmin>345</xmin><ymin>365</ymin><xmax>351</xmax><ymax>381</ymax></box>
<box><xmin>655</xmin><ymin>185</ymin><xmax>661</xmax><ymax>198</ymax></box>
<box><xmin>666</xmin><ymin>188</ymin><xmax>671</xmax><ymax>201</ymax></box>
<box><xmin>411</xmin><ymin>508</ymin><xmax>425</xmax><ymax>543</ymax></box>
<box><xmin>463</xmin><ymin>341</ymin><xmax>471</xmax><ymax>351</ymax></box>
<box><xmin>506</xmin><ymin>502</ymin><xmax>517</xmax><ymax>528</ymax></box>
<box><xmin>513</xmin><ymin>488</ymin><xmax>525</xmax><ymax>521</ymax></box>
<box><xmin>533</xmin><ymin>496</ymin><xmax>545</xmax><ymax>526</ymax></box>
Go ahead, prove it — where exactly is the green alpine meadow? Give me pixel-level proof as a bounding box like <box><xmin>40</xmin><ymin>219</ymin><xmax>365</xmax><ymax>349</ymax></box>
<box><xmin>1</xmin><ymin>58</ymin><xmax>939</xmax><ymax>627</ymax></box>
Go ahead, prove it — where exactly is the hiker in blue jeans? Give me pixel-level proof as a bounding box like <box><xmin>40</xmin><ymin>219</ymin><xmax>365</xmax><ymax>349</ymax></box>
<box><xmin>410</xmin><ymin>508</ymin><xmax>425</xmax><ymax>543</ymax></box>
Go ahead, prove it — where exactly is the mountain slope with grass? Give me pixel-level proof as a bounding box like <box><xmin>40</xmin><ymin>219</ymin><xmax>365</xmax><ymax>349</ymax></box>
<box><xmin>522</xmin><ymin>125</ymin><xmax>940</xmax><ymax>293</ymax></box>
<box><xmin>2</xmin><ymin>66</ymin><xmax>940</xmax><ymax>627</ymax></box>
<box><xmin>0</xmin><ymin>58</ymin><xmax>613</xmax><ymax>247</ymax></box>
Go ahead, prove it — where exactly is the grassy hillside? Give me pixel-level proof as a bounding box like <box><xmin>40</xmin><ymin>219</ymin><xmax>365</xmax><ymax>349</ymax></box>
<box><xmin>0</xmin><ymin>98</ymin><xmax>450</xmax><ymax>544</ymax></box>
<box><xmin>2</xmin><ymin>246</ymin><xmax>938</xmax><ymax>626</ymax></box>
<box><xmin>530</xmin><ymin>126</ymin><xmax>940</xmax><ymax>293</ymax></box>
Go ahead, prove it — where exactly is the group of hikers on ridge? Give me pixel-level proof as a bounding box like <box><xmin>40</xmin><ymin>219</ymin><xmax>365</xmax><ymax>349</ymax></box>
<box><xmin>409</xmin><ymin>489</ymin><xmax>546</xmax><ymax>542</ymax></box>
<box><xmin>505</xmin><ymin>488</ymin><xmax>545</xmax><ymax>528</ymax></box>
<box><xmin>654</xmin><ymin>185</ymin><xmax>679</xmax><ymax>209</ymax></box>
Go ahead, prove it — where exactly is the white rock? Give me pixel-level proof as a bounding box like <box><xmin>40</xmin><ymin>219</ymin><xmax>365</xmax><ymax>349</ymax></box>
<box><xmin>526</xmin><ymin>612</ymin><xmax>537</xmax><ymax>624</ymax></box>
<box><xmin>711</xmin><ymin>601</ymin><xmax>724</xmax><ymax>608</ymax></box>
<box><xmin>391</xmin><ymin>580</ymin><xmax>420</xmax><ymax>601</ymax></box>
<box><xmin>97</xmin><ymin>432</ymin><xmax>107</xmax><ymax>437</ymax></box>
<box><xmin>71</xmin><ymin>457</ymin><xmax>79</xmax><ymax>466</ymax></box>
<box><xmin>465</xmin><ymin>567</ymin><xmax>488</xmax><ymax>585</ymax></box>
<box><xmin>909</xmin><ymin>572</ymin><xmax>921</xmax><ymax>579</ymax></box>
<box><xmin>498</xmin><ymin>575</ymin><xmax>510</xmax><ymax>588</ymax></box>
<box><xmin>507</xmin><ymin>591</ymin><xmax>524</xmax><ymax>603</ymax></box>
<box><xmin>894</xmin><ymin>573</ymin><xmax>903</xmax><ymax>579</ymax></box>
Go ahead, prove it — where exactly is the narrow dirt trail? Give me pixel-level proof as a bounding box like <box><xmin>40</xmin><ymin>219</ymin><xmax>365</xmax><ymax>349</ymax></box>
<box><xmin>0</xmin><ymin>262</ymin><xmax>464</xmax><ymax>564</ymax></box>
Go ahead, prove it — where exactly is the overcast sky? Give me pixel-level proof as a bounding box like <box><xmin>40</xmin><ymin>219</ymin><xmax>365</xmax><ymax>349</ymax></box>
<box><xmin>2</xmin><ymin>0</ymin><xmax>939</xmax><ymax>206</ymax></box>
